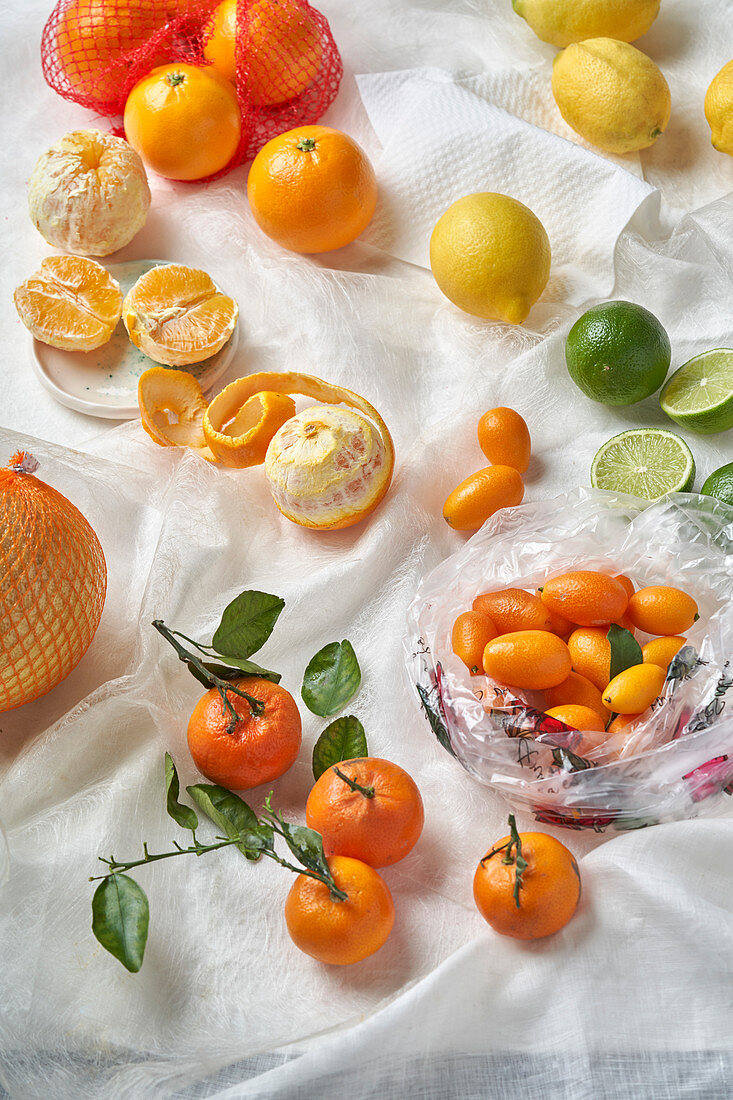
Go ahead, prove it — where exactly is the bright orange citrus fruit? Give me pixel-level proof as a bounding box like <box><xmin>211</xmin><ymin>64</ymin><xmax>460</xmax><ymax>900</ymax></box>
<box><xmin>443</xmin><ymin>466</ymin><xmax>524</xmax><ymax>531</ymax></box>
<box><xmin>483</xmin><ymin>631</ymin><xmax>572</xmax><ymax>690</ymax></box>
<box><xmin>451</xmin><ymin>611</ymin><xmax>498</xmax><ymax>674</ymax></box>
<box><xmin>540</xmin><ymin>570</ymin><xmax>628</xmax><ymax>627</ymax></box>
<box><xmin>627</xmin><ymin>586</ymin><xmax>699</xmax><ymax>635</ymax></box>
<box><xmin>14</xmin><ymin>256</ymin><xmax>122</xmax><ymax>352</ymax></box>
<box><xmin>472</xmin><ymin>588</ymin><xmax>551</xmax><ymax>634</ymax></box>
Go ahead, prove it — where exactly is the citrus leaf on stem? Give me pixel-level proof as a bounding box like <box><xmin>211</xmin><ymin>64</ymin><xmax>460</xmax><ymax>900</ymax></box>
<box><xmin>164</xmin><ymin>753</ymin><xmax>198</xmax><ymax>834</ymax></box>
<box><xmin>202</xmin><ymin>659</ymin><xmax>281</xmax><ymax>685</ymax></box>
<box><xmin>91</xmin><ymin>873</ymin><xmax>149</xmax><ymax>973</ymax></box>
<box><xmin>278</xmin><ymin>819</ymin><xmax>331</xmax><ymax>879</ymax></box>
<box><xmin>302</xmin><ymin>640</ymin><xmax>361</xmax><ymax>717</ymax></box>
<box><xmin>312</xmin><ymin>715</ymin><xmax>368</xmax><ymax>780</ymax></box>
<box><xmin>187</xmin><ymin>784</ymin><xmax>272</xmax><ymax>861</ymax></box>
<box><xmin>607</xmin><ymin>624</ymin><xmax>643</xmax><ymax>681</ymax></box>
<box><xmin>212</xmin><ymin>590</ymin><xmax>285</xmax><ymax>660</ymax></box>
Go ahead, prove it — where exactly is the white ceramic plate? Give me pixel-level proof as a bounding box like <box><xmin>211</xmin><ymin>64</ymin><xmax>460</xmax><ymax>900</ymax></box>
<box><xmin>28</xmin><ymin>259</ymin><xmax>239</xmax><ymax>419</ymax></box>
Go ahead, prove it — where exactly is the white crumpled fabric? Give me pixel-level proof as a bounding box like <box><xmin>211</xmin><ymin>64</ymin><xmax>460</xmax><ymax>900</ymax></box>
<box><xmin>1</xmin><ymin>0</ymin><xmax>733</xmax><ymax>1097</ymax></box>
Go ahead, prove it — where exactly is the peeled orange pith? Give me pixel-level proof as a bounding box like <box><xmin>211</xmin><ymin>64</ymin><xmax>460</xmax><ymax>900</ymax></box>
<box><xmin>203</xmin><ymin>371</ymin><xmax>395</xmax><ymax>529</ymax></box>
<box><xmin>123</xmin><ymin>264</ymin><xmax>238</xmax><ymax>366</ymax></box>
<box><xmin>14</xmin><ymin>256</ymin><xmax>122</xmax><ymax>351</ymax></box>
<box><xmin>138</xmin><ymin>367</ymin><xmax>217</xmax><ymax>461</ymax></box>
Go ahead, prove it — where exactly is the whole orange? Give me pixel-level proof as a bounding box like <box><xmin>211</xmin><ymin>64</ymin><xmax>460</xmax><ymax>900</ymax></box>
<box><xmin>305</xmin><ymin>757</ymin><xmax>424</xmax><ymax>868</ymax></box>
<box><xmin>284</xmin><ymin>854</ymin><xmax>395</xmax><ymax>964</ymax></box>
<box><xmin>627</xmin><ymin>586</ymin><xmax>699</xmax><ymax>635</ymax></box>
<box><xmin>540</xmin><ymin>570</ymin><xmax>628</xmax><ymax>627</ymax></box>
<box><xmin>443</xmin><ymin>466</ymin><xmax>524</xmax><ymax>531</ymax></box>
<box><xmin>544</xmin><ymin>670</ymin><xmax>609</xmax><ymax>720</ymax></box>
<box><xmin>545</xmin><ymin>704</ymin><xmax>604</xmax><ymax>732</ymax></box>
<box><xmin>483</xmin><ymin>630</ymin><xmax>572</xmax><ymax>690</ymax></box>
<box><xmin>472</xmin><ymin>588</ymin><xmax>551</xmax><ymax>634</ymax></box>
<box><xmin>247</xmin><ymin>126</ymin><xmax>377</xmax><ymax>253</ymax></box>
<box><xmin>567</xmin><ymin>627</ymin><xmax>611</xmax><ymax>692</ymax></box>
<box><xmin>204</xmin><ymin>0</ymin><xmax>323</xmax><ymax>105</ymax></box>
<box><xmin>187</xmin><ymin>675</ymin><xmax>301</xmax><ymax>789</ymax></box>
<box><xmin>642</xmin><ymin>635</ymin><xmax>686</xmax><ymax>670</ymax></box>
<box><xmin>452</xmin><ymin>610</ymin><xmax>498</xmax><ymax>674</ymax></box>
<box><xmin>477</xmin><ymin>407</ymin><xmax>531</xmax><ymax>472</ymax></box>
<box><xmin>124</xmin><ymin>63</ymin><xmax>241</xmax><ymax>181</ymax></box>
<box><xmin>473</xmin><ymin>823</ymin><xmax>581</xmax><ymax>939</ymax></box>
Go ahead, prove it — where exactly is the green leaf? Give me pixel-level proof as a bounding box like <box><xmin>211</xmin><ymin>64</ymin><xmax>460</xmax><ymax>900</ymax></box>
<box><xmin>607</xmin><ymin>624</ymin><xmax>643</xmax><ymax>681</ymax></box>
<box><xmin>301</xmin><ymin>641</ymin><xmax>361</xmax><ymax>717</ymax></box>
<box><xmin>416</xmin><ymin>678</ymin><xmax>456</xmax><ymax>757</ymax></box>
<box><xmin>187</xmin><ymin>784</ymin><xmax>272</xmax><ymax>861</ymax></box>
<box><xmin>278</xmin><ymin>820</ymin><xmax>331</xmax><ymax>878</ymax></box>
<box><xmin>164</xmin><ymin>753</ymin><xmax>198</xmax><ymax>834</ymax></box>
<box><xmin>92</xmin><ymin>874</ymin><xmax>149</xmax><ymax>973</ymax></box>
<box><xmin>212</xmin><ymin>591</ymin><xmax>285</xmax><ymax>660</ymax></box>
<box><xmin>312</xmin><ymin>715</ymin><xmax>368</xmax><ymax>780</ymax></box>
<box><xmin>202</xmin><ymin>660</ymin><xmax>281</xmax><ymax>685</ymax></box>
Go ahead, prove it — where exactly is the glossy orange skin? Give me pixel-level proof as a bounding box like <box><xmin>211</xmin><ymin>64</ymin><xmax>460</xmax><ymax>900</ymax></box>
<box><xmin>540</xmin><ymin>571</ymin><xmax>628</xmax><ymax>627</ymax></box>
<box><xmin>477</xmin><ymin>407</ymin><xmax>531</xmax><ymax>472</ymax></box>
<box><xmin>567</xmin><ymin>627</ymin><xmax>611</xmax><ymax>692</ymax></box>
<box><xmin>615</xmin><ymin>574</ymin><xmax>635</xmax><ymax>600</ymax></box>
<box><xmin>284</xmin><ymin>855</ymin><xmax>395</xmax><ymax>964</ymax></box>
<box><xmin>187</xmin><ymin>676</ymin><xmax>301</xmax><ymax>789</ymax></box>
<box><xmin>607</xmin><ymin>712</ymin><xmax>642</xmax><ymax>734</ymax></box>
<box><xmin>642</xmin><ymin>635</ymin><xmax>686</xmax><ymax>670</ymax></box>
<box><xmin>473</xmin><ymin>831</ymin><xmax>581</xmax><ymax>940</ymax></box>
<box><xmin>247</xmin><ymin>126</ymin><xmax>378</xmax><ymax>253</ymax></box>
<box><xmin>627</xmin><ymin>587</ymin><xmax>699</xmax><ymax>635</ymax></box>
<box><xmin>545</xmin><ymin>704</ymin><xmax>604</xmax><ymax>732</ymax></box>
<box><xmin>602</xmin><ymin>662</ymin><xmax>665</xmax><ymax>714</ymax></box>
<box><xmin>124</xmin><ymin>63</ymin><xmax>241</xmax><ymax>181</ymax></box>
<box><xmin>544</xmin><ymin>670</ymin><xmax>609</xmax><ymax>719</ymax></box>
<box><xmin>443</xmin><ymin>465</ymin><xmax>524</xmax><ymax>531</ymax></box>
<box><xmin>306</xmin><ymin>758</ymin><xmax>424</xmax><ymax>868</ymax></box>
<box><xmin>483</xmin><ymin>631</ymin><xmax>572</xmax><ymax>690</ymax></box>
<box><xmin>472</xmin><ymin>588</ymin><xmax>551</xmax><ymax>634</ymax></box>
<box><xmin>452</xmin><ymin>611</ymin><xmax>498</xmax><ymax>674</ymax></box>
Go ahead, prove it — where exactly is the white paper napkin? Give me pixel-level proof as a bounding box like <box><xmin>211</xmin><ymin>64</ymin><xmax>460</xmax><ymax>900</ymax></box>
<box><xmin>357</xmin><ymin>68</ymin><xmax>658</xmax><ymax>305</ymax></box>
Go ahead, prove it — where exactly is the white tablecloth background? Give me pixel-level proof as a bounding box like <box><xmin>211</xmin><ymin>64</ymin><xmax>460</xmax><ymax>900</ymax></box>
<box><xmin>1</xmin><ymin>1</ymin><xmax>732</xmax><ymax>1097</ymax></box>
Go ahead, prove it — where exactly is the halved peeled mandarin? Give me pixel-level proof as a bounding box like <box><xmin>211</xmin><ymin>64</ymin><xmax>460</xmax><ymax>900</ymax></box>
<box><xmin>123</xmin><ymin>264</ymin><xmax>238</xmax><ymax>366</ymax></box>
<box><xmin>137</xmin><ymin>367</ymin><xmax>217</xmax><ymax>461</ymax></box>
<box><xmin>14</xmin><ymin>255</ymin><xmax>122</xmax><ymax>351</ymax></box>
<box><xmin>204</xmin><ymin>371</ymin><xmax>395</xmax><ymax>529</ymax></box>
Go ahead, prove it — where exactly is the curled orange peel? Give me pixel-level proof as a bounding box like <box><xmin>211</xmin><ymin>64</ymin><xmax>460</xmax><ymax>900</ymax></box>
<box><xmin>203</xmin><ymin>371</ymin><xmax>395</xmax><ymax>528</ymax></box>
<box><xmin>137</xmin><ymin>367</ymin><xmax>218</xmax><ymax>463</ymax></box>
<box><xmin>202</xmin><ymin>389</ymin><xmax>297</xmax><ymax>468</ymax></box>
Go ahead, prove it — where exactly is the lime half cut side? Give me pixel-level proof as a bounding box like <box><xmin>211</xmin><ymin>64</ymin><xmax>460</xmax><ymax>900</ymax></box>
<box><xmin>591</xmin><ymin>428</ymin><xmax>695</xmax><ymax>500</ymax></box>
<box><xmin>660</xmin><ymin>349</ymin><xmax>733</xmax><ymax>434</ymax></box>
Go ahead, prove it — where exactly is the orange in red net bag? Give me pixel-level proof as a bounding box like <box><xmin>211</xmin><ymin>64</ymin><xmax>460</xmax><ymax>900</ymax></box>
<box><xmin>40</xmin><ymin>0</ymin><xmax>343</xmax><ymax>177</ymax></box>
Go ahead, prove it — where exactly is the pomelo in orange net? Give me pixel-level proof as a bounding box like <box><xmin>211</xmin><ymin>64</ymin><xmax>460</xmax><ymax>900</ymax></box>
<box><xmin>0</xmin><ymin>452</ymin><xmax>107</xmax><ymax>712</ymax></box>
<box><xmin>41</xmin><ymin>0</ymin><xmax>343</xmax><ymax>178</ymax></box>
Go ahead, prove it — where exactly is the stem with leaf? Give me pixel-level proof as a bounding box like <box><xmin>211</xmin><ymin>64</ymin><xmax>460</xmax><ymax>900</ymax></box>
<box><xmin>480</xmin><ymin>814</ymin><xmax>528</xmax><ymax>909</ymax></box>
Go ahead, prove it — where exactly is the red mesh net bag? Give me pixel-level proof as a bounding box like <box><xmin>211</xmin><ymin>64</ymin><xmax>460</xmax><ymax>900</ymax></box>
<box><xmin>40</xmin><ymin>0</ymin><xmax>343</xmax><ymax>176</ymax></box>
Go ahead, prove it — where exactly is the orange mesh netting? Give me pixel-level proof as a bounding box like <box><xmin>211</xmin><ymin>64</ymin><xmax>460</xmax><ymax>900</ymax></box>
<box><xmin>40</xmin><ymin>0</ymin><xmax>343</xmax><ymax>178</ymax></box>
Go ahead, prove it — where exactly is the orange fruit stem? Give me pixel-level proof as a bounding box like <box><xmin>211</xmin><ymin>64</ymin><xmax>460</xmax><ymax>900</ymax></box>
<box><xmin>480</xmin><ymin>813</ymin><xmax>527</xmax><ymax>908</ymax></box>
<box><xmin>334</xmin><ymin>765</ymin><xmax>375</xmax><ymax>799</ymax></box>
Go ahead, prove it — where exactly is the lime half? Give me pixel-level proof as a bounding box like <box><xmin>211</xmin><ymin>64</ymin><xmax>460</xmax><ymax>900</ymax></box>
<box><xmin>591</xmin><ymin>428</ymin><xmax>695</xmax><ymax>499</ymax></box>
<box><xmin>660</xmin><ymin>349</ymin><xmax>733</xmax><ymax>434</ymax></box>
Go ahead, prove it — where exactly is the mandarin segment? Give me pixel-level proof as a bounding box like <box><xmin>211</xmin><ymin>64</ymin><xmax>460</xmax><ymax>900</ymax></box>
<box><xmin>472</xmin><ymin>588</ymin><xmax>551</xmax><ymax>634</ymax></box>
<box><xmin>477</xmin><ymin>407</ymin><xmax>531</xmax><ymax>472</ymax></box>
<box><xmin>14</xmin><ymin>256</ymin><xmax>122</xmax><ymax>352</ymax></box>
<box><xmin>602</xmin><ymin>662</ymin><xmax>665</xmax><ymax>714</ymax></box>
<box><xmin>483</xmin><ymin>630</ymin><xmax>572</xmax><ymax>690</ymax></box>
<box><xmin>305</xmin><ymin>758</ymin><xmax>424</xmax><ymax>868</ymax></box>
<box><xmin>627</xmin><ymin>586</ymin><xmax>699</xmax><ymax>635</ymax></box>
<box><xmin>540</xmin><ymin>570</ymin><xmax>628</xmax><ymax>627</ymax></box>
<box><xmin>123</xmin><ymin>263</ymin><xmax>238</xmax><ymax>366</ymax></box>
<box><xmin>452</xmin><ymin>610</ymin><xmax>498</xmax><ymax>674</ymax></box>
<box><xmin>284</xmin><ymin>854</ymin><xmax>395</xmax><ymax>964</ymax></box>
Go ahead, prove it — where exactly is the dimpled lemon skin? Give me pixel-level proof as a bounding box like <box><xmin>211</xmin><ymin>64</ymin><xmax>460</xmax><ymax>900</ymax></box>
<box><xmin>429</xmin><ymin>193</ymin><xmax>551</xmax><ymax>324</ymax></box>
<box><xmin>705</xmin><ymin>60</ymin><xmax>733</xmax><ymax>155</ymax></box>
<box><xmin>552</xmin><ymin>38</ymin><xmax>671</xmax><ymax>154</ymax></box>
<box><xmin>512</xmin><ymin>0</ymin><xmax>660</xmax><ymax>48</ymax></box>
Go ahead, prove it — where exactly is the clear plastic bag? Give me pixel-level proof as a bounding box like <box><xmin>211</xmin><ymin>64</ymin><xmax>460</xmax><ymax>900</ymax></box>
<box><xmin>405</xmin><ymin>489</ymin><xmax>733</xmax><ymax>832</ymax></box>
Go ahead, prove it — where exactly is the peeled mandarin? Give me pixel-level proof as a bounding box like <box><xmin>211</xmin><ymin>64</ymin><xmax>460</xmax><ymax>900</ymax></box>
<box><xmin>546</xmin><ymin>704</ymin><xmax>604</xmax><ymax>731</ymax></box>
<box><xmin>544</xmin><ymin>670</ymin><xmax>610</xmax><ymax>719</ymax></box>
<box><xmin>477</xmin><ymin>407</ymin><xmax>531</xmax><ymax>472</ymax></box>
<box><xmin>602</xmin><ymin>662</ymin><xmax>665</xmax><ymax>714</ymax></box>
<box><xmin>540</xmin><ymin>571</ymin><xmax>628</xmax><ymax>627</ymax></box>
<box><xmin>14</xmin><ymin>256</ymin><xmax>122</xmax><ymax>352</ymax></box>
<box><xmin>642</xmin><ymin>635</ymin><xmax>686</xmax><ymax>671</ymax></box>
<box><xmin>443</xmin><ymin>466</ymin><xmax>524</xmax><ymax>531</ymax></box>
<box><xmin>627</xmin><ymin>587</ymin><xmax>699</xmax><ymax>635</ymax></box>
<box><xmin>471</xmin><ymin>588</ymin><xmax>551</xmax><ymax>634</ymax></box>
<box><xmin>483</xmin><ymin>630</ymin><xmax>572</xmax><ymax>690</ymax></box>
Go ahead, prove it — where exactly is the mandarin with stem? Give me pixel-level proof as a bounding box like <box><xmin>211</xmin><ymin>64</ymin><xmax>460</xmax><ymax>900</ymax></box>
<box><xmin>452</xmin><ymin>611</ymin><xmax>498</xmax><ymax>674</ymax></box>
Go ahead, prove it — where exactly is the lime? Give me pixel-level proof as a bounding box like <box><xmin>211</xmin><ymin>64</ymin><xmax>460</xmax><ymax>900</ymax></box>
<box><xmin>701</xmin><ymin>462</ymin><xmax>733</xmax><ymax>506</ymax></box>
<box><xmin>566</xmin><ymin>301</ymin><xmax>671</xmax><ymax>406</ymax></box>
<box><xmin>591</xmin><ymin>428</ymin><xmax>695</xmax><ymax>499</ymax></box>
<box><xmin>659</xmin><ymin>349</ymin><xmax>733</xmax><ymax>434</ymax></box>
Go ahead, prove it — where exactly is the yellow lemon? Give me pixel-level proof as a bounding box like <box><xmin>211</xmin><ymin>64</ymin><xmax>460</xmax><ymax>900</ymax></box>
<box><xmin>429</xmin><ymin>193</ymin><xmax>551</xmax><ymax>325</ymax></box>
<box><xmin>704</xmin><ymin>60</ymin><xmax>733</xmax><ymax>155</ymax></box>
<box><xmin>552</xmin><ymin>38</ymin><xmax>671</xmax><ymax>154</ymax></box>
<box><xmin>602</xmin><ymin>662</ymin><xmax>665</xmax><ymax>714</ymax></box>
<box><xmin>512</xmin><ymin>0</ymin><xmax>660</xmax><ymax>49</ymax></box>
